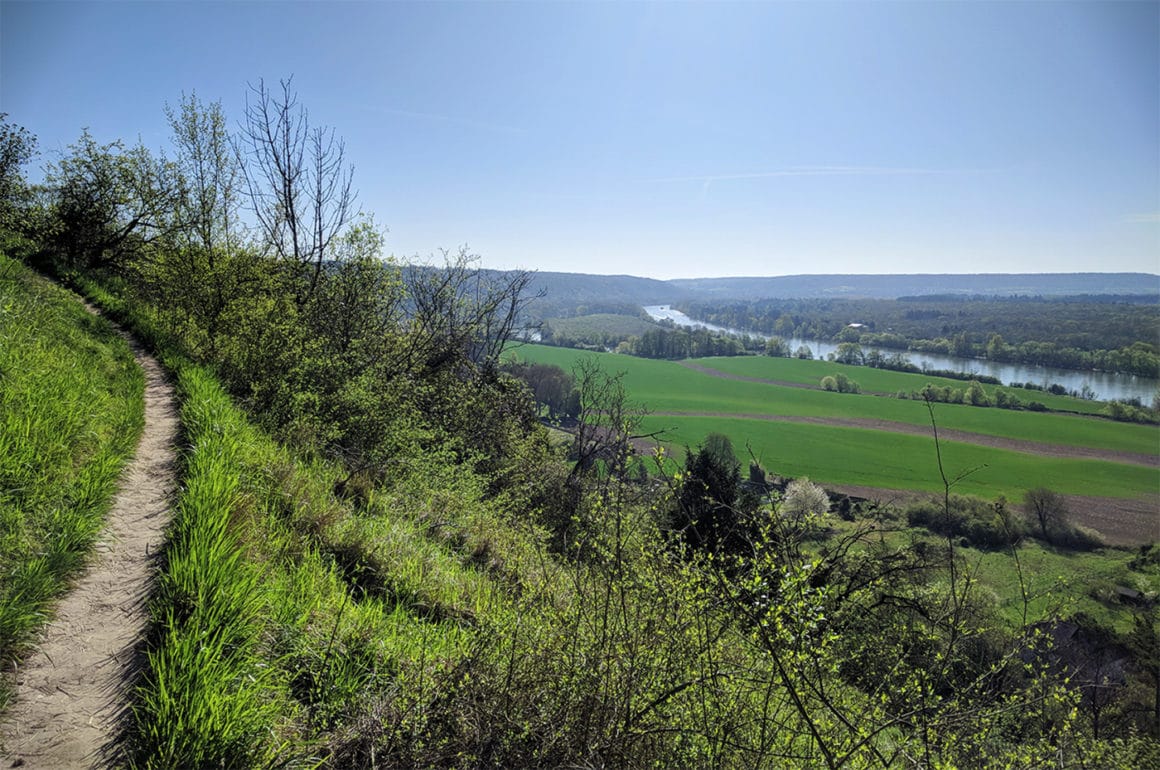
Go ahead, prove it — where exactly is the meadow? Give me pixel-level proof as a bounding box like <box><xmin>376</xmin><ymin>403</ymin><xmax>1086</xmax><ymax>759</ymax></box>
<box><xmin>512</xmin><ymin>344</ymin><xmax>1160</xmax><ymax>502</ymax></box>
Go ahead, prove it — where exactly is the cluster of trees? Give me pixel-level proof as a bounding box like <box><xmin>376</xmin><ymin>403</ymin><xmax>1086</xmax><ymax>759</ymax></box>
<box><xmin>613</xmin><ymin>325</ymin><xmax>758</xmax><ymax>359</ymax></box>
<box><xmin>898</xmin><ymin>380</ymin><xmax>1038</xmax><ymax>410</ymax></box>
<box><xmin>904</xmin><ymin>488</ymin><xmax>1100</xmax><ymax>551</ymax></box>
<box><xmin>820</xmin><ymin>373</ymin><xmax>861</xmax><ymax>393</ymax></box>
<box><xmin>1</xmin><ymin>91</ymin><xmax>546</xmax><ymax>496</ymax></box>
<box><xmin>763</xmin><ymin>335</ymin><xmax>814</xmax><ymax>359</ymax></box>
<box><xmin>678</xmin><ymin>297</ymin><xmax>1160</xmax><ymax>377</ymax></box>
<box><xmin>503</xmin><ymin>361</ymin><xmax>581</xmax><ymax>420</ymax></box>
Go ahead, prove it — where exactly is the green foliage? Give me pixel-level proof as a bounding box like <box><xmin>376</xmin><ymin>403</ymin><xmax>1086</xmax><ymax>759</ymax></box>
<box><xmin>0</xmin><ymin>114</ymin><xmax>37</xmax><ymax>240</ymax></box>
<box><xmin>821</xmin><ymin>372</ymin><xmax>861</xmax><ymax>393</ymax></box>
<box><xmin>764</xmin><ymin>334</ymin><xmax>790</xmax><ymax>357</ymax></box>
<box><xmin>616</xmin><ymin>324</ymin><xmax>753</xmax><ymax>359</ymax></box>
<box><xmin>681</xmin><ymin>296</ymin><xmax>1160</xmax><ymax>378</ymax></box>
<box><xmin>906</xmin><ymin>494</ymin><xmax>1025</xmax><ymax>549</ymax></box>
<box><xmin>670</xmin><ymin>438</ymin><xmax>742</xmax><ymax>553</ymax></box>
<box><xmin>0</xmin><ymin>254</ymin><xmax>143</xmax><ymax>710</ymax></box>
<box><xmin>542</xmin><ymin>312</ymin><xmax>658</xmax><ymax>349</ymax></box>
<box><xmin>41</xmin><ymin>130</ymin><xmax>174</xmax><ymax>271</ymax></box>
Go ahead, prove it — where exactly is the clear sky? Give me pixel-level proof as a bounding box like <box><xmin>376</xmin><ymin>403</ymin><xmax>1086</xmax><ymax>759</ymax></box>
<box><xmin>2</xmin><ymin>1</ymin><xmax>1157</xmax><ymax>279</ymax></box>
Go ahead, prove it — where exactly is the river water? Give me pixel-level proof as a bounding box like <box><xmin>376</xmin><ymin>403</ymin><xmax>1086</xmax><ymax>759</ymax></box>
<box><xmin>643</xmin><ymin>305</ymin><xmax>1160</xmax><ymax>404</ymax></box>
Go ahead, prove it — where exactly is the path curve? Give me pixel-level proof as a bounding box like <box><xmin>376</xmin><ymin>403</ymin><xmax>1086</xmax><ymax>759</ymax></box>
<box><xmin>1</xmin><ymin>329</ymin><xmax>176</xmax><ymax>768</ymax></box>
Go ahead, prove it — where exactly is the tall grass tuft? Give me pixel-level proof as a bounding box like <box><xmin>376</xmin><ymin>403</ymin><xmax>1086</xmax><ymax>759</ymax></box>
<box><xmin>0</xmin><ymin>253</ymin><xmax>144</xmax><ymax>711</ymax></box>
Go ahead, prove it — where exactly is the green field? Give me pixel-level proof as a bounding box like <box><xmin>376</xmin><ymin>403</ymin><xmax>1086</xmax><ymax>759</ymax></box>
<box><xmin>545</xmin><ymin>312</ymin><xmax>657</xmax><ymax>339</ymax></box>
<box><xmin>511</xmin><ymin>345</ymin><xmax>1160</xmax><ymax>500</ymax></box>
<box><xmin>692</xmin><ymin>354</ymin><xmax>1110</xmax><ymax>414</ymax></box>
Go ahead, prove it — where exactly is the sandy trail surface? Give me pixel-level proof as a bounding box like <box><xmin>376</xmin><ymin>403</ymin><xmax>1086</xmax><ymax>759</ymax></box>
<box><xmin>1</xmin><ymin>333</ymin><xmax>176</xmax><ymax>768</ymax></box>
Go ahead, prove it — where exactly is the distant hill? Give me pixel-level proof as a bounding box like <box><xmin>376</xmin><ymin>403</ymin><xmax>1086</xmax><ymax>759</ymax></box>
<box><xmin>517</xmin><ymin>271</ymin><xmax>692</xmax><ymax>319</ymax></box>
<box><xmin>668</xmin><ymin>273</ymin><xmax>1160</xmax><ymax>300</ymax></box>
<box><xmin>514</xmin><ymin>271</ymin><xmax>1160</xmax><ymax>311</ymax></box>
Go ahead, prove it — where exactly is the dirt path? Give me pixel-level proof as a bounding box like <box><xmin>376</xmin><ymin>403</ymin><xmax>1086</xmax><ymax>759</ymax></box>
<box><xmin>1</xmin><ymin>335</ymin><xmax>177</xmax><ymax>768</ymax></box>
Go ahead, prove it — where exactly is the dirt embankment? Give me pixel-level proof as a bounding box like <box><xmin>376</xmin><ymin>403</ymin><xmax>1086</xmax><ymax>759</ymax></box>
<box><xmin>1</xmin><ymin>334</ymin><xmax>177</xmax><ymax>768</ymax></box>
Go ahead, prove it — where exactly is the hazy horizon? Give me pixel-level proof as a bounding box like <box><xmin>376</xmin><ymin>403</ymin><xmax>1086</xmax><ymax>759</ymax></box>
<box><xmin>3</xmin><ymin>2</ymin><xmax>1157</xmax><ymax>278</ymax></box>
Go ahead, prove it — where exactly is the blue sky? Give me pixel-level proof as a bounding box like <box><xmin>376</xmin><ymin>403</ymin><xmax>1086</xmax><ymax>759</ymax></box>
<box><xmin>2</xmin><ymin>1</ymin><xmax>1157</xmax><ymax>279</ymax></box>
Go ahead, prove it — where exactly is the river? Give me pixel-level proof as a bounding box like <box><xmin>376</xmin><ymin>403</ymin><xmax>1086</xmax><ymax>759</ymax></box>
<box><xmin>643</xmin><ymin>305</ymin><xmax>1160</xmax><ymax>404</ymax></box>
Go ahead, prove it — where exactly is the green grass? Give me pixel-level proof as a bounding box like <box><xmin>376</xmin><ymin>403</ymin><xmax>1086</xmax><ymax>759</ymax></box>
<box><xmin>641</xmin><ymin>414</ymin><xmax>1158</xmax><ymax>500</ymax></box>
<box><xmin>691</xmin><ymin>354</ymin><xmax>1111</xmax><ymax>414</ymax></box>
<box><xmin>109</xmin><ymin>335</ymin><xmax>555</xmax><ymax>765</ymax></box>
<box><xmin>545</xmin><ymin>312</ymin><xmax>657</xmax><ymax>339</ymax></box>
<box><xmin>511</xmin><ymin>345</ymin><xmax>1159</xmax><ymax>499</ymax></box>
<box><xmin>0</xmin><ymin>254</ymin><xmax>144</xmax><ymax>711</ymax></box>
<box><xmin>958</xmin><ymin>540</ymin><xmax>1152</xmax><ymax>634</ymax></box>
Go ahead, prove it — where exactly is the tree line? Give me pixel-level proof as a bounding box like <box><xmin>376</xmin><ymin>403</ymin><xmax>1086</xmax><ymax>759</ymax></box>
<box><xmin>678</xmin><ymin>296</ymin><xmax>1160</xmax><ymax>378</ymax></box>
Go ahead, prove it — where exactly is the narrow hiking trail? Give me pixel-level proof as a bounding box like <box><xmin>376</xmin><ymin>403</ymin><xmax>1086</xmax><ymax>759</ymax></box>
<box><xmin>1</xmin><ymin>333</ymin><xmax>177</xmax><ymax>768</ymax></box>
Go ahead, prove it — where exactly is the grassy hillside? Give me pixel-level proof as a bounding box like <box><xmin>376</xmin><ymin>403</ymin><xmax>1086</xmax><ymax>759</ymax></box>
<box><xmin>544</xmin><ymin>312</ymin><xmax>658</xmax><ymax>340</ymax></box>
<box><xmin>0</xmin><ymin>254</ymin><xmax>144</xmax><ymax>710</ymax></box>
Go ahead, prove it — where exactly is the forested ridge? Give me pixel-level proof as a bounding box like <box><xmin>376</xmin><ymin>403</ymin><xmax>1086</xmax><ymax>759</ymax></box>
<box><xmin>677</xmin><ymin>297</ymin><xmax>1160</xmax><ymax>378</ymax></box>
<box><xmin>3</xmin><ymin>88</ymin><xmax>1160</xmax><ymax>768</ymax></box>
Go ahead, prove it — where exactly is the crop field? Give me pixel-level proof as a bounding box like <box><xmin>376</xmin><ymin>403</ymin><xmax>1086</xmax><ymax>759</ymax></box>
<box><xmin>691</xmin><ymin>354</ymin><xmax>1110</xmax><ymax>414</ymax></box>
<box><xmin>545</xmin><ymin>312</ymin><xmax>657</xmax><ymax>338</ymax></box>
<box><xmin>512</xmin><ymin>345</ymin><xmax>1160</xmax><ymax>508</ymax></box>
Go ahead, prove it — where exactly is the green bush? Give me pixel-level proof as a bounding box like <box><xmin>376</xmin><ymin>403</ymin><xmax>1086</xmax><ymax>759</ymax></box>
<box><xmin>906</xmin><ymin>494</ymin><xmax>1026</xmax><ymax>550</ymax></box>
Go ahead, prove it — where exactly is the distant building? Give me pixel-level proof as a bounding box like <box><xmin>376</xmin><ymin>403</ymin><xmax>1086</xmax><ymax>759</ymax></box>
<box><xmin>846</xmin><ymin>322</ymin><xmax>866</xmax><ymax>329</ymax></box>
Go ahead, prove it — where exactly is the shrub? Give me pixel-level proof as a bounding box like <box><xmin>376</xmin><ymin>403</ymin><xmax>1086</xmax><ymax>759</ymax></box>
<box><xmin>906</xmin><ymin>494</ymin><xmax>1024</xmax><ymax>549</ymax></box>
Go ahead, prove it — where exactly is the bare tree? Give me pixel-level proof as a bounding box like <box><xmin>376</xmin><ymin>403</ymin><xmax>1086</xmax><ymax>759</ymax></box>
<box><xmin>402</xmin><ymin>248</ymin><xmax>540</xmax><ymax>376</ymax></box>
<box><xmin>1023</xmin><ymin>487</ymin><xmax>1068</xmax><ymax>543</ymax></box>
<box><xmin>236</xmin><ymin>77</ymin><xmax>355</xmax><ymax>305</ymax></box>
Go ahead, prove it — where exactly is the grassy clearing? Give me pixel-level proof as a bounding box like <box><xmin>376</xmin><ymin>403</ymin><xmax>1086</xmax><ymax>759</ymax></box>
<box><xmin>519</xmin><ymin>346</ymin><xmax>1157</xmax><ymax>454</ymax></box>
<box><xmin>960</xmin><ymin>540</ymin><xmax>1155</xmax><ymax>634</ymax></box>
<box><xmin>0</xmin><ymin>254</ymin><xmax>144</xmax><ymax>710</ymax></box>
<box><xmin>545</xmin><ymin>312</ymin><xmax>657</xmax><ymax>339</ymax></box>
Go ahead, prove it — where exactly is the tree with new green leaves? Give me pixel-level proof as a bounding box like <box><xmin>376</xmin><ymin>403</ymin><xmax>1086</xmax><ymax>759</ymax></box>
<box><xmin>764</xmin><ymin>335</ymin><xmax>790</xmax><ymax>357</ymax></box>
<box><xmin>148</xmin><ymin>93</ymin><xmax>248</xmax><ymax>356</ymax></box>
<box><xmin>0</xmin><ymin>114</ymin><xmax>37</xmax><ymax>235</ymax></box>
<box><xmin>833</xmin><ymin>342</ymin><xmax>864</xmax><ymax>365</ymax></box>
<box><xmin>965</xmin><ymin>379</ymin><xmax>991</xmax><ymax>406</ymax></box>
<box><xmin>44</xmin><ymin>130</ymin><xmax>175</xmax><ymax>269</ymax></box>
